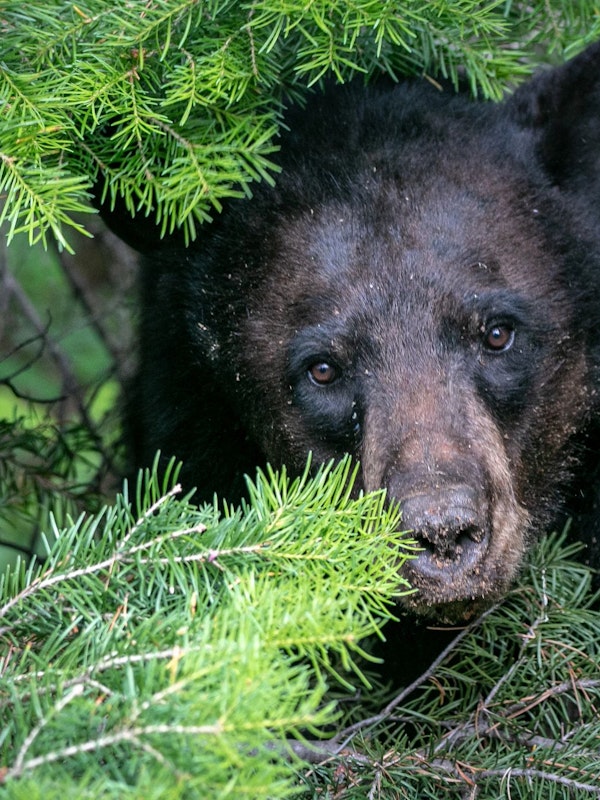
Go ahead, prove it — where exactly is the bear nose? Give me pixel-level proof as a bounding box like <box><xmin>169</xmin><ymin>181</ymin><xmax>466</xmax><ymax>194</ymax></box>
<box><xmin>400</xmin><ymin>486</ymin><xmax>489</xmax><ymax>571</ymax></box>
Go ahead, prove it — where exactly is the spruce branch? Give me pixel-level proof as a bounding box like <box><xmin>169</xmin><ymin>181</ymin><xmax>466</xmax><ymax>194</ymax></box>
<box><xmin>2</xmin><ymin>1</ymin><xmax>600</xmax><ymax>249</ymax></box>
<box><xmin>0</xmin><ymin>457</ymin><xmax>412</xmax><ymax>797</ymax></box>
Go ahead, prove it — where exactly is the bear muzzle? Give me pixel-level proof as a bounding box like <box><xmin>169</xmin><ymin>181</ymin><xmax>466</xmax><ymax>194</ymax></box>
<box><xmin>398</xmin><ymin>484</ymin><xmax>498</xmax><ymax>611</ymax></box>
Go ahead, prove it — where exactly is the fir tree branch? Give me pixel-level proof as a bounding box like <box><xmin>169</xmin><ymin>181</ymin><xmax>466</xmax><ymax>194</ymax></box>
<box><xmin>0</xmin><ymin>460</ymin><xmax>412</xmax><ymax>797</ymax></box>
<box><xmin>2</xmin><ymin>1</ymin><xmax>600</xmax><ymax>249</ymax></box>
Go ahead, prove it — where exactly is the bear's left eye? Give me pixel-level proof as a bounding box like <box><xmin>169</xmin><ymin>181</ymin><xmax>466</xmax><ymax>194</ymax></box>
<box><xmin>308</xmin><ymin>362</ymin><xmax>338</xmax><ymax>385</ymax></box>
<box><xmin>483</xmin><ymin>323</ymin><xmax>514</xmax><ymax>352</ymax></box>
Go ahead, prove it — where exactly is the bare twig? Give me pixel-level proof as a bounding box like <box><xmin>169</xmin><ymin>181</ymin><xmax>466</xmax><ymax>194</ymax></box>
<box><xmin>331</xmin><ymin>602</ymin><xmax>502</xmax><ymax>751</ymax></box>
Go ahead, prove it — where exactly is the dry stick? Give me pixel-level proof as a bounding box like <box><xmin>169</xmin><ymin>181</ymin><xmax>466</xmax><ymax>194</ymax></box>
<box><xmin>0</xmin><ymin>236</ymin><xmax>12</xmax><ymax>342</ymax></box>
<box><xmin>481</xmin><ymin>767</ymin><xmax>600</xmax><ymax>797</ymax></box>
<box><xmin>502</xmin><ymin>676</ymin><xmax>600</xmax><ymax>720</ymax></box>
<box><xmin>409</xmin><ymin>755</ymin><xmax>600</xmax><ymax>797</ymax></box>
<box><xmin>424</xmin><ymin>683</ymin><xmax>600</xmax><ymax>770</ymax></box>
<box><xmin>2</xmin><ymin>269</ymin><xmax>84</xmax><ymax>411</ymax></box>
<box><xmin>0</xmin><ymin>330</ymin><xmax>67</xmax><ymax>403</ymax></box>
<box><xmin>2</xmin><ymin>270</ymin><xmax>115</xmax><ymax>471</ymax></box>
<box><xmin>330</xmin><ymin>602</ymin><xmax>503</xmax><ymax>753</ymax></box>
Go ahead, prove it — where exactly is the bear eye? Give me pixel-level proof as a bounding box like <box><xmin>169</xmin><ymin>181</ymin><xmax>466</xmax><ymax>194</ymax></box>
<box><xmin>308</xmin><ymin>361</ymin><xmax>337</xmax><ymax>385</ymax></box>
<box><xmin>484</xmin><ymin>323</ymin><xmax>514</xmax><ymax>352</ymax></box>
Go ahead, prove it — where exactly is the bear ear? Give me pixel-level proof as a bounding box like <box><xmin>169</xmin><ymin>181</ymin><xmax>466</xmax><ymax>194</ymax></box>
<box><xmin>505</xmin><ymin>41</ymin><xmax>600</xmax><ymax>191</ymax></box>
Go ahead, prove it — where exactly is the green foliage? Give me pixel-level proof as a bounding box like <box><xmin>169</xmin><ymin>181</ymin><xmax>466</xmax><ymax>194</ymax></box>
<box><xmin>2</xmin><ymin>6</ymin><xmax>600</xmax><ymax>798</ymax></box>
<box><xmin>0</xmin><ymin>457</ymin><xmax>411</xmax><ymax>798</ymax></box>
<box><xmin>1</xmin><ymin>1</ymin><xmax>599</xmax><ymax>250</ymax></box>
<box><xmin>2</xmin><ymin>460</ymin><xmax>599</xmax><ymax>798</ymax></box>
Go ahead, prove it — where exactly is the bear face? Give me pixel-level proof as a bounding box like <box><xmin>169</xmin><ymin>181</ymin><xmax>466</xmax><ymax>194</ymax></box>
<box><xmin>232</xmin><ymin>188</ymin><xmax>592</xmax><ymax>617</ymax></box>
<box><xmin>109</xmin><ymin>42</ymin><xmax>600</xmax><ymax>619</ymax></box>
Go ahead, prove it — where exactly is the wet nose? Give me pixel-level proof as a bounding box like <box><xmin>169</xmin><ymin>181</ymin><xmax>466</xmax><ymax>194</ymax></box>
<box><xmin>401</xmin><ymin>486</ymin><xmax>489</xmax><ymax>569</ymax></box>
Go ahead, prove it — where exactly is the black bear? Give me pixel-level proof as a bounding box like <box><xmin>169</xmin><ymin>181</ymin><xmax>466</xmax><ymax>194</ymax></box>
<box><xmin>103</xmin><ymin>42</ymin><xmax>600</xmax><ymax>621</ymax></box>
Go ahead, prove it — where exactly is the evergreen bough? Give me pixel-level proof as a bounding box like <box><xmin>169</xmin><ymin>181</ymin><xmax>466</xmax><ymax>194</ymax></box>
<box><xmin>2</xmin><ymin>4</ymin><xmax>600</xmax><ymax>798</ymax></box>
<box><xmin>1</xmin><ymin>460</ymin><xmax>599</xmax><ymax>798</ymax></box>
<box><xmin>0</xmin><ymin>458</ymin><xmax>411</xmax><ymax>798</ymax></box>
<box><xmin>1</xmin><ymin>1</ymin><xmax>599</xmax><ymax>250</ymax></box>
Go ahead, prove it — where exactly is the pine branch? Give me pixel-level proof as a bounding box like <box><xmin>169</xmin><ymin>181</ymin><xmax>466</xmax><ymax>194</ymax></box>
<box><xmin>0</xmin><ymin>458</ymin><xmax>411</xmax><ymax>798</ymax></box>
<box><xmin>2</xmin><ymin>1</ymin><xmax>600</xmax><ymax>249</ymax></box>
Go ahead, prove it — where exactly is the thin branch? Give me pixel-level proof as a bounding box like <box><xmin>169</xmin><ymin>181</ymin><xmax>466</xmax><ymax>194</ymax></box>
<box><xmin>331</xmin><ymin>602</ymin><xmax>502</xmax><ymax>751</ymax></box>
<box><xmin>0</xmin><ymin>488</ymin><xmax>184</xmax><ymax>621</ymax></box>
<box><xmin>2</xmin><ymin>269</ymin><xmax>86</xmax><ymax>411</ymax></box>
<box><xmin>502</xmin><ymin>677</ymin><xmax>600</xmax><ymax>720</ymax></box>
<box><xmin>485</xmin><ymin>766</ymin><xmax>600</xmax><ymax>796</ymax></box>
<box><xmin>52</xmin><ymin>243</ymin><xmax>130</xmax><ymax>383</ymax></box>
<box><xmin>116</xmin><ymin>483</ymin><xmax>182</xmax><ymax>550</ymax></box>
<box><xmin>4</xmin><ymin>721</ymin><xmax>225</xmax><ymax>782</ymax></box>
<box><xmin>0</xmin><ymin>268</ymin><xmax>117</xmax><ymax>475</ymax></box>
<box><xmin>9</xmin><ymin>684</ymin><xmax>85</xmax><ymax>779</ymax></box>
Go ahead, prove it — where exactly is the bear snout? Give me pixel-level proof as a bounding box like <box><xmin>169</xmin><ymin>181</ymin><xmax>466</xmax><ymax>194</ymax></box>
<box><xmin>400</xmin><ymin>485</ymin><xmax>490</xmax><ymax>571</ymax></box>
<box><xmin>395</xmin><ymin>483</ymin><xmax>510</xmax><ymax>614</ymax></box>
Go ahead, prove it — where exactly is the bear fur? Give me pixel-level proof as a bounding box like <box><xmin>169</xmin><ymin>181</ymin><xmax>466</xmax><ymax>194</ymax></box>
<box><xmin>102</xmin><ymin>43</ymin><xmax>600</xmax><ymax>621</ymax></box>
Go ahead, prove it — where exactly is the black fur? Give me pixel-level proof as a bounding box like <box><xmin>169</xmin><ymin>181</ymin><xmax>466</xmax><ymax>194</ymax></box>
<box><xmin>102</xmin><ymin>43</ymin><xmax>600</xmax><ymax>620</ymax></box>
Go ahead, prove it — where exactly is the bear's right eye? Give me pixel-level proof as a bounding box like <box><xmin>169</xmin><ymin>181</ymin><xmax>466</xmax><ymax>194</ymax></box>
<box><xmin>308</xmin><ymin>362</ymin><xmax>338</xmax><ymax>385</ymax></box>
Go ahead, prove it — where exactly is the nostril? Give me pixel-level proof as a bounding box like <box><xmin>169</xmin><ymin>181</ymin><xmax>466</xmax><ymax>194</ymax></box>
<box><xmin>415</xmin><ymin>535</ymin><xmax>436</xmax><ymax>555</ymax></box>
<box><xmin>454</xmin><ymin>527</ymin><xmax>484</xmax><ymax>557</ymax></box>
<box><xmin>461</xmin><ymin>525</ymin><xmax>486</xmax><ymax>544</ymax></box>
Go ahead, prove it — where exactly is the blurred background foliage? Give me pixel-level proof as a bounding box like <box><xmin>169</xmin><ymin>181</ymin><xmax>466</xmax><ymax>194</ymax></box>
<box><xmin>0</xmin><ymin>221</ymin><xmax>137</xmax><ymax>566</ymax></box>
